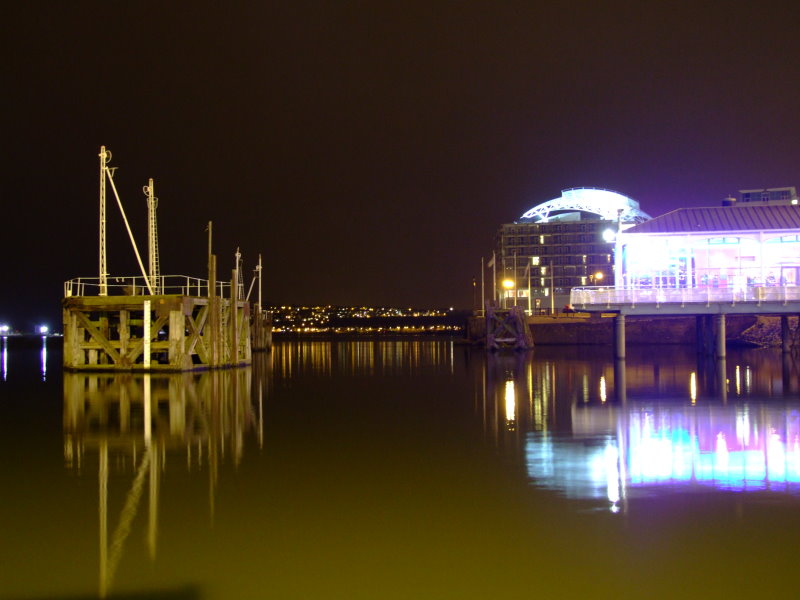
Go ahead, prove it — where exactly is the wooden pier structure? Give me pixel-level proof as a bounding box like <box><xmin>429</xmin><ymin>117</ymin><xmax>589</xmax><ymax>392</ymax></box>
<box><xmin>63</xmin><ymin>146</ymin><xmax>270</xmax><ymax>372</ymax></box>
<box><xmin>484</xmin><ymin>305</ymin><xmax>535</xmax><ymax>351</ymax></box>
<box><xmin>63</xmin><ymin>276</ymin><xmax>252</xmax><ymax>371</ymax></box>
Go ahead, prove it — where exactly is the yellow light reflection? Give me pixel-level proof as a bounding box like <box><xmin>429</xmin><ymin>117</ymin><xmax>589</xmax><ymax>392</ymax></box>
<box><xmin>504</xmin><ymin>380</ymin><xmax>516</xmax><ymax>429</ymax></box>
<box><xmin>735</xmin><ymin>364</ymin><xmax>741</xmax><ymax>396</ymax></box>
<box><xmin>599</xmin><ymin>375</ymin><xmax>607</xmax><ymax>403</ymax></box>
<box><xmin>690</xmin><ymin>371</ymin><xmax>697</xmax><ymax>404</ymax></box>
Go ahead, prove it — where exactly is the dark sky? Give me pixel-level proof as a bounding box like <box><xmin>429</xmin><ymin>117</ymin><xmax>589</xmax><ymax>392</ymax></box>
<box><xmin>2</xmin><ymin>1</ymin><xmax>799</xmax><ymax>329</ymax></box>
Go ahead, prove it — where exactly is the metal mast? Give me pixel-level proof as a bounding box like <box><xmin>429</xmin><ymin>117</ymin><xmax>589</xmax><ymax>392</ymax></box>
<box><xmin>144</xmin><ymin>178</ymin><xmax>160</xmax><ymax>293</ymax></box>
<box><xmin>99</xmin><ymin>146</ymin><xmax>111</xmax><ymax>296</ymax></box>
<box><xmin>256</xmin><ymin>254</ymin><xmax>262</xmax><ymax>314</ymax></box>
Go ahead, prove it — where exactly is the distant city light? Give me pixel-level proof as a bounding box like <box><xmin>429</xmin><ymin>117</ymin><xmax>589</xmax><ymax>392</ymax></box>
<box><xmin>39</xmin><ymin>325</ymin><xmax>49</xmax><ymax>335</ymax></box>
<box><xmin>0</xmin><ymin>325</ymin><xmax>8</xmax><ymax>335</ymax></box>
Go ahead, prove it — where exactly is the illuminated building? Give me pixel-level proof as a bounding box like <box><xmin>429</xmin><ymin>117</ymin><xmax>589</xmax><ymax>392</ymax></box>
<box><xmin>615</xmin><ymin>202</ymin><xmax>800</xmax><ymax>289</ymax></box>
<box><xmin>493</xmin><ymin>188</ymin><xmax>651</xmax><ymax>311</ymax></box>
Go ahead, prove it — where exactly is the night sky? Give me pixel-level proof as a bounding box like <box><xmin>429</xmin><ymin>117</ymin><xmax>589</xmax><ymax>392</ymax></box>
<box><xmin>3</xmin><ymin>2</ymin><xmax>799</xmax><ymax>330</ymax></box>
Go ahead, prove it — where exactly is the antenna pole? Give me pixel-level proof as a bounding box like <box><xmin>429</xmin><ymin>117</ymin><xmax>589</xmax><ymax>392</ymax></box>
<box><xmin>99</xmin><ymin>146</ymin><xmax>110</xmax><ymax>296</ymax></box>
<box><xmin>144</xmin><ymin>178</ymin><xmax>160</xmax><ymax>293</ymax></box>
<box><xmin>105</xmin><ymin>168</ymin><xmax>154</xmax><ymax>295</ymax></box>
<box><xmin>256</xmin><ymin>254</ymin><xmax>262</xmax><ymax>314</ymax></box>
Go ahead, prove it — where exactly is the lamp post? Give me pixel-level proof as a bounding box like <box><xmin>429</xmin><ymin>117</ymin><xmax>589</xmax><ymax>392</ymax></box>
<box><xmin>502</xmin><ymin>279</ymin><xmax>514</xmax><ymax>309</ymax></box>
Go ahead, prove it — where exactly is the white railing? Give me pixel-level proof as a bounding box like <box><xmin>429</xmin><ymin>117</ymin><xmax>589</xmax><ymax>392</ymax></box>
<box><xmin>570</xmin><ymin>285</ymin><xmax>800</xmax><ymax>309</ymax></box>
<box><xmin>64</xmin><ymin>275</ymin><xmax>232</xmax><ymax>298</ymax></box>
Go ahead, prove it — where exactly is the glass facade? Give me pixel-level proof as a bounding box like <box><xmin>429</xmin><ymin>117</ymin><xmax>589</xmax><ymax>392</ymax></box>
<box><xmin>619</xmin><ymin>233</ymin><xmax>800</xmax><ymax>290</ymax></box>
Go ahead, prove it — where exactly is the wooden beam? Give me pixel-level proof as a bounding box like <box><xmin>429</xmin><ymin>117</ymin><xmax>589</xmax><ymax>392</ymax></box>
<box><xmin>126</xmin><ymin>315</ymin><xmax>169</xmax><ymax>363</ymax></box>
<box><xmin>185</xmin><ymin>305</ymin><xmax>210</xmax><ymax>364</ymax></box>
<box><xmin>74</xmin><ymin>310</ymin><xmax>122</xmax><ymax>364</ymax></box>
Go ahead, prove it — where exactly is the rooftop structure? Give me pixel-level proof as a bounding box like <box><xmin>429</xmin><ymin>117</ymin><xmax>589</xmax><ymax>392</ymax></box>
<box><xmin>518</xmin><ymin>187</ymin><xmax>651</xmax><ymax>225</ymax></box>
<box><xmin>736</xmin><ymin>186</ymin><xmax>798</xmax><ymax>206</ymax></box>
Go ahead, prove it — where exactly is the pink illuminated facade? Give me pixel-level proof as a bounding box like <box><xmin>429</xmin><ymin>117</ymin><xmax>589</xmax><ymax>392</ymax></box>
<box><xmin>616</xmin><ymin>204</ymin><xmax>800</xmax><ymax>291</ymax></box>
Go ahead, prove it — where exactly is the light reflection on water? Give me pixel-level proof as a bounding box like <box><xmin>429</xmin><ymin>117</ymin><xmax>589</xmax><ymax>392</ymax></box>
<box><xmin>1</xmin><ymin>339</ymin><xmax>800</xmax><ymax>597</ymax></box>
<box><xmin>478</xmin><ymin>346</ymin><xmax>800</xmax><ymax>513</ymax></box>
<box><xmin>271</xmin><ymin>338</ymin><xmax>457</xmax><ymax>376</ymax></box>
<box><xmin>1</xmin><ymin>335</ymin><xmax>7</xmax><ymax>380</ymax></box>
<box><xmin>63</xmin><ymin>366</ymin><xmax>265</xmax><ymax>598</ymax></box>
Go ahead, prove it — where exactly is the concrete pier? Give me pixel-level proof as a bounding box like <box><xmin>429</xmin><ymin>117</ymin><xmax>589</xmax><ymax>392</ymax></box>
<box><xmin>614</xmin><ymin>314</ymin><xmax>626</xmax><ymax>359</ymax></box>
<box><xmin>715</xmin><ymin>314</ymin><xmax>726</xmax><ymax>359</ymax></box>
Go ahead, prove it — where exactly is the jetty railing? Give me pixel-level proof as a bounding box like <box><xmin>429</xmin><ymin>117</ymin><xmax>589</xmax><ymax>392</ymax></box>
<box><xmin>64</xmin><ymin>275</ymin><xmax>232</xmax><ymax>298</ymax></box>
<box><xmin>571</xmin><ymin>285</ymin><xmax>800</xmax><ymax>309</ymax></box>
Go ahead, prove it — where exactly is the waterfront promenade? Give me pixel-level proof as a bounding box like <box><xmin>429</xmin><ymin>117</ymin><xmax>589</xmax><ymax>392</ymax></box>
<box><xmin>571</xmin><ymin>285</ymin><xmax>800</xmax><ymax>359</ymax></box>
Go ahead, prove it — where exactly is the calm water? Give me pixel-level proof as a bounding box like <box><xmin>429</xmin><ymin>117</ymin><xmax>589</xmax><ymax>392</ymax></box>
<box><xmin>1</xmin><ymin>336</ymin><xmax>800</xmax><ymax>599</ymax></box>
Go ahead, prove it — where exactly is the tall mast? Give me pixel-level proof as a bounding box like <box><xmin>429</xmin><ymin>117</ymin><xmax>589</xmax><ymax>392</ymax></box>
<box><xmin>256</xmin><ymin>254</ymin><xmax>262</xmax><ymax>314</ymax></box>
<box><xmin>144</xmin><ymin>178</ymin><xmax>160</xmax><ymax>293</ymax></box>
<box><xmin>99</xmin><ymin>146</ymin><xmax>110</xmax><ymax>296</ymax></box>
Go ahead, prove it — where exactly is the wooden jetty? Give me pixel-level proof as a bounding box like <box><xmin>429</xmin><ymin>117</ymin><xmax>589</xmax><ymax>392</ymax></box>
<box><xmin>63</xmin><ymin>275</ymin><xmax>252</xmax><ymax>371</ymax></box>
<box><xmin>62</xmin><ymin>146</ymin><xmax>269</xmax><ymax>371</ymax></box>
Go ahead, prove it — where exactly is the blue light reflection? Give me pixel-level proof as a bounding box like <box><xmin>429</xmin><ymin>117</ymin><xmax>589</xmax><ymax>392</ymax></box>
<box><xmin>526</xmin><ymin>403</ymin><xmax>800</xmax><ymax>510</ymax></box>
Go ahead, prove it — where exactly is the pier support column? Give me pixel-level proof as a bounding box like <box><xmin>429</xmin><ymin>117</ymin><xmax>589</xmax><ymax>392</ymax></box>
<box><xmin>614</xmin><ymin>359</ymin><xmax>627</xmax><ymax>403</ymax></box>
<box><xmin>168</xmin><ymin>309</ymin><xmax>186</xmax><ymax>368</ymax></box>
<box><xmin>715</xmin><ymin>314</ymin><xmax>726</xmax><ymax>359</ymax></box>
<box><xmin>231</xmin><ymin>271</ymin><xmax>239</xmax><ymax>365</ymax></box>
<box><xmin>781</xmin><ymin>315</ymin><xmax>791</xmax><ymax>353</ymax></box>
<box><xmin>716</xmin><ymin>358</ymin><xmax>728</xmax><ymax>402</ymax></box>
<box><xmin>119</xmin><ymin>310</ymin><xmax>129</xmax><ymax>366</ymax></box>
<box><xmin>614</xmin><ymin>314</ymin><xmax>626</xmax><ymax>360</ymax></box>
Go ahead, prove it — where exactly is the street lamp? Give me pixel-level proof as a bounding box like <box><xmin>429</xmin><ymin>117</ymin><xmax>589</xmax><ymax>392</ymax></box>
<box><xmin>38</xmin><ymin>325</ymin><xmax>49</xmax><ymax>335</ymax></box>
<box><xmin>590</xmin><ymin>271</ymin><xmax>604</xmax><ymax>285</ymax></box>
<box><xmin>502</xmin><ymin>279</ymin><xmax>514</xmax><ymax>308</ymax></box>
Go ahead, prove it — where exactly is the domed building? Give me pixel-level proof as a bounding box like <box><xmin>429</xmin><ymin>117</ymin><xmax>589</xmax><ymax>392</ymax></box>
<box><xmin>491</xmin><ymin>188</ymin><xmax>651</xmax><ymax>312</ymax></box>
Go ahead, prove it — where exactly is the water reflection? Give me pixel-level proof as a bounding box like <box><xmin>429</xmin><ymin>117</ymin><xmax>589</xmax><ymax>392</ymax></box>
<box><xmin>63</xmin><ymin>361</ymin><xmax>269</xmax><ymax>597</ymax></box>
<box><xmin>1</xmin><ymin>335</ymin><xmax>7</xmax><ymax>380</ymax></box>
<box><xmin>271</xmin><ymin>339</ymin><xmax>456</xmax><ymax>376</ymax></box>
<box><xmin>480</xmin><ymin>347</ymin><xmax>800</xmax><ymax>512</ymax></box>
<box><xmin>40</xmin><ymin>335</ymin><xmax>47</xmax><ymax>380</ymax></box>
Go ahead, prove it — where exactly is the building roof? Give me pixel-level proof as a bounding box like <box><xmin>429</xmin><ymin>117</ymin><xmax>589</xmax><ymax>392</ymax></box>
<box><xmin>518</xmin><ymin>187</ymin><xmax>651</xmax><ymax>224</ymax></box>
<box><xmin>624</xmin><ymin>205</ymin><xmax>800</xmax><ymax>234</ymax></box>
